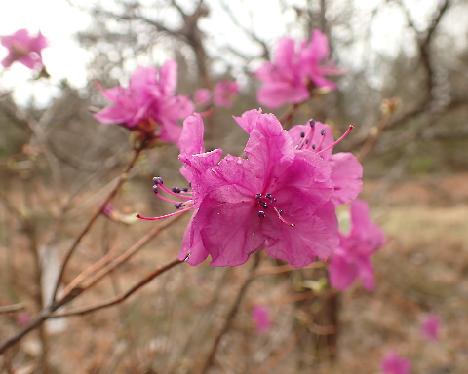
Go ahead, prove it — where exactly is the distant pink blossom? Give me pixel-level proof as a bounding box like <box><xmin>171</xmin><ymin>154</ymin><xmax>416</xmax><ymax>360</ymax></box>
<box><xmin>1</xmin><ymin>29</ymin><xmax>47</xmax><ymax>69</ymax></box>
<box><xmin>214</xmin><ymin>80</ymin><xmax>239</xmax><ymax>108</ymax></box>
<box><xmin>194</xmin><ymin>88</ymin><xmax>212</xmax><ymax>106</ymax></box>
<box><xmin>256</xmin><ymin>29</ymin><xmax>339</xmax><ymax>108</ymax></box>
<box><xmin>95</xmin><ymin>60</ymin><xmax>193</xmax><ymax>143</ymax></box>
<box><xmin>421</xmin><ymin>314</ymin><xmax>440</xmax><ymax>341</ymax></box>
<box><xmin>380</xmin><ymin>352</ymin><xmax>411</xmax><ymax>374</ymax></box>
<box><xmin>252</xmin><ymin>305</ymin><xmax>271</xmax><ymax>333</ymax></box>
<box><xmin>330</xmin><ymin>200</ymin><xmax>385</xmax><ymax>291</ymax></box>
<box><xmin>16</xmin><ymin>312</ymin><xmax>31</xmax><ymax>327</ymax></box>
<box><xmin>139</xmin><ymin>110</ymin><xmax>345</xmax><ymax>268</ymax></box>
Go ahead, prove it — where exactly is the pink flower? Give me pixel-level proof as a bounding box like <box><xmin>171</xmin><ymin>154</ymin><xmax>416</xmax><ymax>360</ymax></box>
<box><xmin>252</xmin><ymin>305</ymin><xmax>271</xmax><ymax>333</ymax></box>
<box><xmin>330</xmin><ymin>200</ymin><xmax>385</xmax><ymax>291</ymax></box>
<box><xmin>256</xmin><ymin>29</ymin><xmax>338</xmax><ymax>108</ymax></box>
<box><xmin>380</xmin><ymin>352</ymin><xmax>411</xmax><ymax>374</ymax></box>
<box><xmin>214</xmin><ymin>80</ymin><xmax>239</xmax><ymax>108</ymax></box>
<box><xmin>194</xmin><ymin>88</ymin><xmax>212</xmax><ymax>106</ymax></box>
<box><xmin>421</xmin><ymin>314</ymin><xmax>440</xmax><ymax>341</ymax></box>
<box><xmin>95</xmin><ymin>60</ymin><xmax>193</xmax><ymax>143</ymax></box>
<box><xmin>1</xmin><ymin>29</ymin><xmax>47</xmax><ymax>69</ymax></box>
<box><xmin>138</xmin><ymin>110</ymin><xmax>343</xmax><ymax>268</ymax></box>
<box><xmin>288</xmin><ymin>120</ymin><xmax>362</xmax><ymax>205</ymax></box>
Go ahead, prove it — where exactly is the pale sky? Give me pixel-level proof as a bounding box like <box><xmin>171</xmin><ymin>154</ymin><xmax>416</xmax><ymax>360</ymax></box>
<box><xmin>0</xmin><ymin>0</ymin><xmax>464</xmax><ymax>106</ymax></box>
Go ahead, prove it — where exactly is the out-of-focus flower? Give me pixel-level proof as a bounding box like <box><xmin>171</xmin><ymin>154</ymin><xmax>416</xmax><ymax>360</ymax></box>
<box><xmin>139</xmin><ymin>109</ymin><xmax>365</xmax><ymax>268</ymax></box>
<box><xmin>252</xmin><ymin>305</ymin><xmax>271</xmax><ymax>333</ymax></box>
<box><xmin>213</xmin><ymin>80</ymin><xmax>239</xmax><ymax>108</ymax></box>
<box><xmin>194</xmin><ymin>88</ymin><xmax>212</xmax><ymax>106</ymax></box>
<box><xmin>255</xmin><ymin>29</ymin><xmax>339</xmax><ymax>108</ymax></box>
<box><xmin>16</xmin><ymin>312</ymin><xmax>31</xmax><ymax>327</ymax></box>
<box><xmin>421</xmin><ymin>314</ymin><xmax>441</xmax><ymax>341</ymax></box>
<box><xmin>95</xmin><ymin>60</ymin><xmax>193</xmax><ymax>143</ymax></box>
<box><xmin>1</xmin><ymin>29</ymin><xmax>47</xmax><ymax>70</ymax></box>
<box><xmin>380</xmin><ymin>352</ymin><xmax>411</xmax><ymax>374</ymax></box>
<box><xmin>330</xmin><ymin>200</ymin><xmax>385</xmax><ymax>291</ymax></box>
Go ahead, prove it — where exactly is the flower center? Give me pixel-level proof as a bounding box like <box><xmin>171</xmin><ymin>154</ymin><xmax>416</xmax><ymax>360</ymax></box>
<box><xmin>255</xmin><ymin>193</ymin><xmax>294</xmax><ymax>227</ymax></box>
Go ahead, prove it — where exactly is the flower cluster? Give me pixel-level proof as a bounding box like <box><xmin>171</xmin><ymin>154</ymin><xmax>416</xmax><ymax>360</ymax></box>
<box><xmin>256</xmin><ymin>29</ymin><xmax>339</xmax><ymax>108</ymax></box>
<box><xmin>95</xmin><ymin>60</ymin><xmax>193</xmax><ymax>143</ymax></box>
<box><xmin>139</xmin><ymin>109</ymin><xmax>376</xmax><ymax>270</ymax></box>
<box><xmin>1</xmin><ymin>28</ymin><xmax>47</xmax><ymax>70</ymax></box>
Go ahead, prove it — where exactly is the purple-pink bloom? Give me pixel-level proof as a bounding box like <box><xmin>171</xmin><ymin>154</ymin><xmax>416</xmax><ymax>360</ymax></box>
<box><xmin>330</xmin><ymin>200</ymin><xmax>385</xmax><ymax>291</ymax></box>
<box><xmin>380</xmin><ymin>352</ymin><xmax>411</xmax><ymax>374</ymax></box>
<box><xmin>194</xmin><ymin>88</ymin><xmax>212</xmax><ymax>106</ymax></box>
<box><xmin>1</xmin><ymin>29</ymin><xmax>47</xmax><ymax>69</ymax></box>
<box><xmin>139</xmin><ymin>110</ymin><xmax>342</xmax><ymax>268</ymax></box>
<box><xmin>95</xmin><ymin>60</ymin><xmax>193</xmax><ymax>143</ymax></box>
<box><xmin>255</xmin><ymin>29</ymin><xmax>338</xmax><ymax>108</ymax></box>
<box><xmin>421</xmin><ymin>314</ymin><xmax>441</xmax><ymax>341</ymax></box>
<box><xmin>288</xmin><ymin>119</ymin><xmax>362</xmax><ymax>205</ymax></box>
<box><xmin>252</xmin><ymin>305</ymin><xmax>271</xmax><ymax>333</ymax></box>
<box><xmin>214</xmin><ymin>80</ymin><xmax>239</xmax><ymax>108</ymax></box>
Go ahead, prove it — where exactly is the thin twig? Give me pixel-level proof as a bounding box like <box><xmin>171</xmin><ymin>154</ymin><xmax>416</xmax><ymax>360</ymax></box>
<box><xmin>0</xmin><ymin>213</ymin><xmax>181</xmax><ymax>355</ymax></box>
<box><xmin>50</xmin><ymin>144</ymin><xmax>144</xmax><ymax>303</ymax></box>
<box><xmin>200</xmin><ymin>254</ymin><xmax>260</xmax><ymax>373</ymax></box>
<box><xmin>0</xmin><ymin>304</ymin><xmax>24</xmax><ymax>315</ymax></box>
<box><xmin>49</xmin><ymin>258</ymin><xmax>184</xmax><ymax>318</ymax></box>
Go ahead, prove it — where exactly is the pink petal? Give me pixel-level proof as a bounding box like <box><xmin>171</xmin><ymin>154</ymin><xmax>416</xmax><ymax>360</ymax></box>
<box><xmin>331</xmin><ymin>152</ymin><xmax>363</xmax><ymax>205</ymax></box>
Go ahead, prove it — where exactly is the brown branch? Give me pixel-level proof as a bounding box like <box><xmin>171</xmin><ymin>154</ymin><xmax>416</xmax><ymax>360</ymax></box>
<box><xmin>0</xmin><ymin>304</ymin><xmax>24</xmax><ymax>315</ymax></box>
<box><xmin>49</xmin><ymin>258</ymin><xmax>184</xmax><ymax>318</ymax></box>
<box><xmin>0</xmin><ymin>207</ymin><xmax>181</xmax><ymax>355</ymax></box>
<box><xmin>200</xmin><ymin>254</ymin><xmax>260</xmax><ymax>373</ymax></box>
<box><xmin>60</xmin><ymin>212</ymin><xmax>187</xmax><ymax>298</ymax></box>
<box><xmin>50</xmin><ymin>144</ymin><xmax>144</xmax><ymax>303</ymax></box>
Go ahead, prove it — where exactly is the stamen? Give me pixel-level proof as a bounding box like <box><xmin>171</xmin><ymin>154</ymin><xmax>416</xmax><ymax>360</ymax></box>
<box><xmin>136</xmin><ymin>206</ymin><xmax>192</xmax><ymax>221</ymax></box>
<box><xmin>257</xmin><ymin>210</ymin><xmax>266</xmax><ymax>218</ymax></box>
<box><xmin>317</xmin><ymin>125</ymin><xmax>354</xmax><ymax>155</ymax></box>
<box><xmin>152</xmin><ymin>176</ymin><xmax>164</xmax><ymax>185</ymax></box>
<box><xmin>155</xmin><ymin>193</ymin><xmax>184</xmax><ymax>205</ymax></box>
<box><xmin>300</xmin><ymin>131</ymin><xmax>305</xmax><ymax>138</ymax></box>
<box><xmin>265</xmin><ymin>193</ymin><xmax>273</xmax><ymax>200</ymax></box>
<box><xmin>274</xmin><ymin>207</ymin><xmax>295</xmax><ymax>227</ymax></box>
<box><xmin>172</xmin><ymin>187</ymin><xmax>181</xmax><ymax>193</ymax></box>
<box><xmin>255</xmin><ymin>193</ymin><xmax>262</xmax><ymax>200</ymax></box>
<box><xmin>260</xmin><ymin>201</ymin><xmax>268</xmax><ymax>209</ymax></box>
<box><xmin>157</xmin><ymin>183</ymin><xmax>191</xmax><ymax>200</ymax></box>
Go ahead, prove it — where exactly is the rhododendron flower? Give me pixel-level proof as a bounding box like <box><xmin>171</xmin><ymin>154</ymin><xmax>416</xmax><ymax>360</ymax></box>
<box><xmin>252</xmin><ymin>305</ymin><xmax>271</xmax><ymax>333</ymax></box>
<box><xmin>95</xmin><ymin>60</ymin><xmax>193</xmax><ymax>143</ymax></box>
<box><xmin>194</xmin><ymin>88</ymin><xmax>212</xmax><ymax>106</ymax></box>
<box><xmin>1</xmin><ymin>29</ymin><xmax>47</xmax><ymax>69</ymax></box>
<box><xmin>380</xmin><ymin>352</ymin><xmax>411</xmax><ymax>374</ymax></box>
<box><xmin>330</xmin><ymin>200</ymin><xmax>385</xmax><ymax>291</ymax></box>
<box><xmin>214</xmin><ymin>80</ymin><xmax>239</xmax><ymax>108</ymax></box>
<box><xmin>287</xmin><ymin>118</ymin><xmax>362</xmax><ymax>205</ymax></box>
<box><xmin>421</xmin><ymin>314</ymin><xmax>440</xmax><ymax>341</ymax></box>
<box><xmin>138</xmin><ymin>110</ymin><xmax>355</xmax><ymax>268</ymax></box>
<box><xmin>255</xmin><ymin>29</ymin><xmax>338</xmax><ymax>108</ymax></box>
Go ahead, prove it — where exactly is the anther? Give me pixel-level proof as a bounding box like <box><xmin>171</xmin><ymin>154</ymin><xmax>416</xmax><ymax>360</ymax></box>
<box><xmin>312</xmin><ymin>144</ymin><xmax>316</xmax><ymax>150</ymax></box>
<box><xmin>309</xmin><ymin>120</ymin><xmax>316</xmax><ymax>128</ymax></box>
<box><xmin>265</xmin><ymin>193</ymin><xmax>273</xmax><ymax>200</ymax></box>
<box><xmin>260</xmin><ymin>201</ymin><xmax>268</xmax><ymax>209</ymax></box>
<box><xmin>182</xmin><ymin>187</ymin><xmax>189</xmax><ymax>192</ymax></box>
<box><xmin>320</xmin><ymin>129</ymin><xmax>326</xmax><ymax>136</ymax></box>
<box><xmin>152</xmin><ymin>176</ymin><xmax>164</xmax><ymax>185</ymax></box>
<box><xmin>175</xmin><ymin>203</ymin><xmax>183</xmax><ymax>209</ymax></box>
<box><xmin>172</xmin><ymin>187</ymin><xmax>181</xmax><ymax>193</ymax></box>
<box><xmin>257</xmin><ymin>210</ymin><xmax>265</xmax><ymax>218</ymax></box>
<box><xmin>300</xmin><ymin>131</ymin><xmax>305</xmax><ymax>138</ymax></box>
<box><xmin>255</xmin><ymin>193</ymin><xmax>262</xmax><ymax>200</ymax></box>
<box><xmin>152</xmin><ymin>185</ymin><xmax>158</xmax><ymax>193</ymax></box>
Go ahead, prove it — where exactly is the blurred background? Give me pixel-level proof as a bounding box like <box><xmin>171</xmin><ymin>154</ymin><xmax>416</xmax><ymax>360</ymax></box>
<box><xmin>0</xmin><ymin>0</ymin><xmax>467</xmax><ymax>372</ymax></box>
